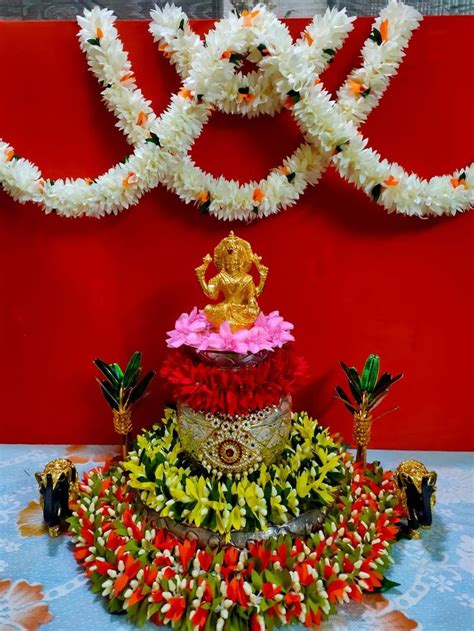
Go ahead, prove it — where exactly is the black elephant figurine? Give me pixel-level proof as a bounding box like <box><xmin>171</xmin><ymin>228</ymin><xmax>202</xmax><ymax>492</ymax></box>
<box><xmin>35</xmin><ymin>458</ymin><xmax>78</xmax><ymax>537</ymax></box>
<box><xmin>394</xmin><ymin>459</ymin><xmax>437</xmax><ymax>538</ymax></box>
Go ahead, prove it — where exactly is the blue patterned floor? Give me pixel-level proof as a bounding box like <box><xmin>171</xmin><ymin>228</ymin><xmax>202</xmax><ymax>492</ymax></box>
<box><xmin>0</xmin><ymin>445</ymin><xmax>473</xmax><ymax>630</ymax></box>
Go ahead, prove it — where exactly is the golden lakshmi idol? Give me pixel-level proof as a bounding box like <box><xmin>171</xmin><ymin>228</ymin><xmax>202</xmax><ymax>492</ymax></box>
<box><xmin>174</xmin><ymin>232</ymin><xmax>291</xmax><ymax>475</ymax></box>
<box><xmin>195</xmin><ymin>231</ymin><xmax>268</xmax><ymax>331</ymax></box>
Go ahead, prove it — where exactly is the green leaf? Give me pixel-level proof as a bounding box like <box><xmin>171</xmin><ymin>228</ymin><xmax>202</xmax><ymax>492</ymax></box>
<box><xmin>322</xmin><ymin>47</ymin><xmax>335</xmax><ymax>61</ymax></box>
<box><xmin>369</xmin><ymin>28</ymin><xmax>382</xmax><ymax>45</ymax></box>
<box><xmin>199</xmin><ymin>199</ymin><xmax>211</xmax><ymax>214</ymax></box>
<box><xmin>145</xmin><ymin>132</ymin><xmax>161</xmax><ymax>146</ymax></box>
<box><xmin>87</xmin><ymin>37</ymin><xmax>101</xmax><ymax>46</ymax></box>
<box><xmin>361</xmin><ymin>354</ymin><xmax>379</xmax><ymax>393</ymax></box>
<box><xmin>335</xmin><ymin>385</ymin><xmax>357</xmax><ymax>414</ymax></box>
<box><xmin>371</xmin><ymin>372</ymin><xmax>403</xmax><ymax>400</ymax></box>
<box><xmin>108</xmin><ymin>597</ymin><xmax>123</xmax><ymax>613</ymax></box>
<box><xmin>178</xmin><ymin>18</ymin><xmax>185</xmax><ymax>31</ymax></box>
<box><xmin>367</xmin><ymin>390</ymin><xmax>388</xmax><ymax>412</ymax></box>
<box><xmin>129</xmin><ymin>370</ymin><xmax>156</xmax><ymax>405</ymax></box>
<box><xmin>251</xmin><ymin>569</ymin><xmax>263</xmax><ymax>590</ymax></box>
<box><xmin>257</xmin><ymin>43</ymin><xmax>270</xmax><ymax>56</ymax></box>
<box><xmin>229</xmin><ymin>53</ymin><xmax>242</xmax><ymax>65</ymax></box>
<box><xmin>112</xmin><ymin>363</ymin><xmax>123</xmax><ymax>378</ymax></box>
<box><xmin>361</xmin><ymin>87</ymin><xmax>371</xmax><ymax>97</ymax></box>
<box><xmin>286</xmin><ymin>172</ymin><xmax>296</xmax><ymax>183</ymax></box>
<box><xmin>120</xmin><ymin>155</ymin><xmax>130</xmax><ymax>164</ymax></box>
<box><xmin>99</xmin><ymin>381</ymin><xmax>119</xmax><ymax>410</ymax></box>
<box><xmin>94</xmin><ymin>358</ymin><xmax>121</xmax><ymax>387</ymax></box>
<box><xmin>374</xmin><ymin>577</ymin><xmax>401</xmax><ymax>592</ymax></box>
<box><xmin>286</xmin><ymin>89</ymin><xmax>300</xmax><ymax>104</ymax></box>
<box><xmin>459</xmin><ymin>171</ymin><xmax>466</xmax><ymax>181</ymax></box>
<box><xmin>264</xmin><ymin>569</ymin><xmax>279</xmax><ymax>584</ymax></box>
<box><xmin>339</xmin><ymin>361</ymin><xmax>362</xmax><ymax>404</ymax></box>
<box><xmin>371</xmin><ymin>183</ymin><xmax>382</xmax><ymax>201</ymax></box>
<box><xmin>123</xmin><ymin>351</ymin><xmax>142</xmax><ymax>389</ymax></box>
<box><xmin>238</xmin><ymin>86</ymin><xmax>249</xmax><ymax>94</ymax></box>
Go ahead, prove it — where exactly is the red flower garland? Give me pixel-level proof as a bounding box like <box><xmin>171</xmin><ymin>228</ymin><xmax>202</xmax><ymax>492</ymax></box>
<box><xmin>160</xmin><ymin>346</ymin><xmax>307</xmax><ymax>416</ymax></box>
<box><xmin>69</xmin><ymin>458</ymin><xmax>402</xmax><ymax>630</ymax></box>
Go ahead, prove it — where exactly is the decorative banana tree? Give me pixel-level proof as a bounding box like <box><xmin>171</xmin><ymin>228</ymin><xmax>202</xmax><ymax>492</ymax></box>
<box><xmin>94</xmin><ymin>352</ymin><xmax>155</xmax><ymax>459</ymax></box>
<box><xmin>335</xmin><ymin>354</ymin><xmax>403</xmax><ymax>465</ymax></box>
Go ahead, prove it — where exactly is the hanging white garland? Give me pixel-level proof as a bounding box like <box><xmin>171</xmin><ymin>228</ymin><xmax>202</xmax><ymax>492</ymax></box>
<box><xmin>0</xmin><ymin>2</ymin><xmax>471</xmax><ymax>219</ymax></box>
<box><xmin>77</xmin><ymin>2</ymin><xmax>426</xmax><ymax>220</ymax></box>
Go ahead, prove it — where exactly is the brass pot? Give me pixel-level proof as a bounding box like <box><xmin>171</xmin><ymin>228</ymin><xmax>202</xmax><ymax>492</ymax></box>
<box><xmin>177</xmin><ymin>397</ymin><xmax>292</xmax><ymax>476</ymax></box>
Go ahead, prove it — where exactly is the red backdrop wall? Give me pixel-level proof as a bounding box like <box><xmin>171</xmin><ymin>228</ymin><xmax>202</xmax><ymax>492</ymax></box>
<box><xmin>0</xmin><ymin>17</ymin><xmax>473</xmax><ymax>449</ymax></box>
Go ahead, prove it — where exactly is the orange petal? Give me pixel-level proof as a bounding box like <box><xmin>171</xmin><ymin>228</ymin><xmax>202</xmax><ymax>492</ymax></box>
<box><xmin>123</xmin><ymin>172</ymin><xmax>138</xmax><ymax>187</ymax></box>
<box><xmin>179</xmin><ymin>87</ymin><xmax>193</xmax><ymax>100</ymax></box>
<box><xmin>304</xmin><ymin>32</ymin><xmax>313</xmax><ymax>46</ymax></box>
<box><xmin>348</xmin><ymin>79</ymin><xmax>365</xmax><ymax>95</ymax></box>
<box><xmin>119</xmin><ymin>72</ymin><xmax>135</xmax><ymax>84</ymax></box>
<box><xmin>5</xmin><ymin>147</ymin><xmax>15</xmax><ymax>161</ymax></box>
<box><xmin>279</xmin><ymin>166</ymin><xmax>290</xmax><ymax>176</ymax></box>
<box><xmin>384</xmin><ymin>175</ymin><xmax>399</xmax><ymax>187</ymax></box>
<box><xmin>96</xmin><ymin>27</ymin><xmax>103</xmax><ymax>39</ymax></box>
<box><xmin>221</xmin><ymin>50</ymin><xmax>231</xmax><ymax>60</ymax></box>
<box><xmin>380</xmin><ymin>19</ymin><xmax>389</xmax><ymax>42</ymax></box>
<box><xmin>84</xmin><ymin>177</ymin><xmax>94</xmax><ymax>185</ymax></box>
<box><xmin>136</xmin><ymin>111</ymin><xmax>148</xmax><ymax>126</ymax></box>
<box><xmin>242</xmin><ymin>8</ymin><xmax>259</xmax><ymax>26</ymax></box>
<box><xmin>253</xmin><ymin>188</ymin><xmax>265</xmax><ymax>202</ymax></box>
<box><xmin>113</xmin><ymin>573</ymin><xmax>130</xmax><ymax>597</ymax></box>
<box><xmin>283</xmin><ymin>97</ymin><xmax>294</xmax><ymax>109</ymax></box>
<box><xmin>198</xmin><ymin>191</ymin><xmax>209</xmax><ymax>202</ymax></box>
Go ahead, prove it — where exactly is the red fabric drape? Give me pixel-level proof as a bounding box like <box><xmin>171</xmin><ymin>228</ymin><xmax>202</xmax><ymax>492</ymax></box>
<box><xmin>0</xmin><ymin>17</ymin><xmax>472</xmax><ymax>448</ymax></box>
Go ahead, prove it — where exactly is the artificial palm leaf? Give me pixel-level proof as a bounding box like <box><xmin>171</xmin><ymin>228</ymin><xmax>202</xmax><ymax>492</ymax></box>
<box><xmin>94</xmin><ymin>352</ymin><xmax>155</xmax><ymax>411</ymax></box>
<box><xmin>361</xmin><ymin>354</ymin><xmax>379</xmax><ymax>393</ymax></box>
<box><xmin>335</xmin><ymin>386</ymin><xmax>357</xmax><ymax>414</ymax></box>
<box><xmin>123</xmin><ymin>351</ymin><xmax>142</xmax><ymax>389</ymax></box>
<box><xmin>336</xmin><ymin>354</ymin><xmax>402</xmax><ymax>417</ymax></box>
<box><xmin>129</xmin><ymin>370</ymin><xmax>156</xmax><ymax>405</ymax></box>
<box><xmin>94</xmin><ymin>358</ymin><xmax>120</xmax><ymax>386</ymax></box>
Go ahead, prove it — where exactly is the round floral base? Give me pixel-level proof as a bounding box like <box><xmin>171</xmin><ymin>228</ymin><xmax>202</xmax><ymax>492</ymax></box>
<box><xmin>68</xmin><ymin>416</ymin><xmax>402</xmax><ymax>630</ymax></box>
<box><xmin>123</xmin><ymin>410</ymin><xmax>346</xmax><ymax>534</ymax></box>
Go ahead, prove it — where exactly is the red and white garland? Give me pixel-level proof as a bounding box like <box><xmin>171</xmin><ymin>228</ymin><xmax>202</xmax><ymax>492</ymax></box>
<box><xmin>0</xmin><ymin>3</ymin><xmax>471</xmax><ymax>219</ymax></box>
<box><xmin>69</xmin><ymin>456</ymin><xmax>402</xmax><ymax>629</ymax></box>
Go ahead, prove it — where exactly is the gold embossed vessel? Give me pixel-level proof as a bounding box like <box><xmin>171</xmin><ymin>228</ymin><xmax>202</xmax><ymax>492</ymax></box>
<box><xmin>177</xmin><ymin>396</ymin><xmax>292</xmax><ymax>475</ymax></box>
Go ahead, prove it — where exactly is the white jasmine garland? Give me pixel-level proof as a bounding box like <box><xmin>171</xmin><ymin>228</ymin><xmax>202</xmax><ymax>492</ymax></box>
<box><xmin>0</xmin><ymin>2</ymin><xmax>471</xmax><ymax>219</ymax></box>
<box><xmin>80</xmin><ymin>3</ymin><xmax>421</xmax><ymax>220</ymax></box>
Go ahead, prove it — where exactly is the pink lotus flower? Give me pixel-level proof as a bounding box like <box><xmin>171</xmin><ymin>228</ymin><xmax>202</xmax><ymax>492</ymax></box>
<box><xmin>166</xmin><ymin>308</ymin><xmax>294</xmax><ymax>354</ymax></box>
<box><xmin>207</xmin><ymin>321</ymin><xmax>250</xmax><ymax>354</ymax></box>
<box><xmin>166</xmin><ymin>307</ymin><xmax>210</xmax><ymax>348</ymax></box>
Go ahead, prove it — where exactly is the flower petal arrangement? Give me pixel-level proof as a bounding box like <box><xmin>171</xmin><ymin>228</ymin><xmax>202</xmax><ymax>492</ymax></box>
<box><xmin>166</xmin><ymin>309</ymin><xmax>294</xmax><ymax>354</ymax></box>
<box><xmin>160</xmin><ymin>347</ymin><xmax>306</xmax><ymax>416</ymax></box>
<box><xmin>124</xmin><ymin>410</ymin><xmax>343</xmax><ymax>533</ymax></box>
<box><xmin>69</xmin><ymin>442</ymin><xmax>402</xmax><ymax>630</ymax></box>
<box><xmin>0</xmin><ymin>2</ymin><xmax>471</xmax><ymax>219</ymax></box>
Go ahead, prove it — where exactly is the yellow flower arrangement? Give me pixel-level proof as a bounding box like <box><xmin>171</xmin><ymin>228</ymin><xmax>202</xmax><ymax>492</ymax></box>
<box><xmin>124</xmin><ymin>409</ymin><xmax>345</xmax><ymax>534</ymax></box>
